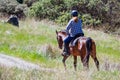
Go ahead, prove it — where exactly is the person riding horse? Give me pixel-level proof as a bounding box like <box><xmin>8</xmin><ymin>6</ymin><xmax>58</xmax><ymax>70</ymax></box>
<box><xmin>56</xmin><ymin>11</ymin><xmax>99</xmax><ymax>70</ymax></box>
<box><xmin>63</xmin><ymin>10</ymin><xmax>84</xmax><ymax>56</ymax></box>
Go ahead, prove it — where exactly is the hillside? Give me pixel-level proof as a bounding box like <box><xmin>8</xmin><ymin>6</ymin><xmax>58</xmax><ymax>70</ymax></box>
<box><xmin>0</xmin><ymin>0</ymin><xmax>120</xmax><ymax>34</ymax></box>
<box><xmin>0</xmin><ymin>19</ymin><xmax>120</xmax><ymax>80</ymax></box>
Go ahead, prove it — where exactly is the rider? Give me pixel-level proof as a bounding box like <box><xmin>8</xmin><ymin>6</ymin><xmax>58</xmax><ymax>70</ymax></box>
<box><xmin>62</xmin><ymin>10</ymin><xmax>84</xmax><ymax>56</ymax></box>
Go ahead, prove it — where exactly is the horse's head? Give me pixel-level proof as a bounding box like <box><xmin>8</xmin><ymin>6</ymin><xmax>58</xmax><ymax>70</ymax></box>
<box><xmin>56</xmin><ymin>30</ymin><xmax>67</xmax><ymax>49</ymax></box>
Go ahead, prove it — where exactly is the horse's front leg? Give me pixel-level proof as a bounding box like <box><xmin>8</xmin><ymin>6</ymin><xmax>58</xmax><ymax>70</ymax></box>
<box><xmin>73</xmin><ymin>56</ymin><xmax>77</xmax><ymax>71</ymax></box>
<box><xmin>62</xmin><ymin>56</ymin><xmax>69</xmax><ymax>70</ymax></box>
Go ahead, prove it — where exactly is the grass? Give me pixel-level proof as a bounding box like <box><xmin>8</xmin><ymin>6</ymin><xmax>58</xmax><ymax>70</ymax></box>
<box><xmin>0</xmin><ymin>19</ymin><xmax>120</xmax><ymax>80</ymax></box>
<box><xmin>0</xmin><ymin>66</ymin><xmax>120</xmax><ymax>80</ymax></box>
<box><xmin>85</xmin><ymin>29</ymin><xmax>120</xmax><ymax>60</ymax></box>
<box><xmin>0</xmin><ymin>20</ymin><xmax>60</xmax><ymax>67</ymax></box>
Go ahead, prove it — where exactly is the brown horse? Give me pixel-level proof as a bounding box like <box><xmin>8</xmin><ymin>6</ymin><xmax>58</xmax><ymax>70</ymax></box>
<box><xmin>56</xmin><ymin>30</ymin><xmax>99</xmax><ymax>71</ymax></box>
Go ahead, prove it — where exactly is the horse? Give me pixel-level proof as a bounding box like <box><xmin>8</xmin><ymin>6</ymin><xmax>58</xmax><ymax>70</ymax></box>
<box><xmin>56</xmin><ymin>30</ymin><xmax>99</xmax><ymax>71</ymax></box>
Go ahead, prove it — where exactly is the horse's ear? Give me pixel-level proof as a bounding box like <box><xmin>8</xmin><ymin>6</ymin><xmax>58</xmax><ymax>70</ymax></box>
<box><xmin>56</xmin><ymin>30</ymin><xmax>58</xmax><ymax>34</ymax></box>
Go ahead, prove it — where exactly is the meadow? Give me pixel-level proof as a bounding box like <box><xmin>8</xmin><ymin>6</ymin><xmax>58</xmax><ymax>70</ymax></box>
<box><xmin>0</xmin><ymin>19</ymin><xmax>120</xmax><ymax>80</ymax></box>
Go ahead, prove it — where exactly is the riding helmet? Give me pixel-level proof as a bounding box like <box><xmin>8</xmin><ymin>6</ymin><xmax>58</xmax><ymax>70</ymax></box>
<box><xmin>71</xmin><ymin>10</ymin><xmax>78</xmax><ymax>17</ymax></box>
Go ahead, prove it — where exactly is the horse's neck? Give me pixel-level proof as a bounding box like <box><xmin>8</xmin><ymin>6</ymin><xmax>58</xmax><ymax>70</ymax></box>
<box><xmin>60</xmin><ymin>34</ymin><xmax>67</xmax><ymax>40</ymax></box>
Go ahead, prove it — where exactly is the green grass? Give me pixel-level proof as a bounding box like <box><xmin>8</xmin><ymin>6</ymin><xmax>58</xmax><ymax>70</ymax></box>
<box><xmin>0</xmin><ymin>19</ymin><xmax>120</xmax><ymax>80</ymax></box>
<box><xmin>92</xmin><ymin>71</ymin><xmax>120</xmax><ymax>80</ymax></box>
<box><xmin>85</xmin><ymin>30</ymin><xmax>120</xmax><ymax>60</ymax></box>
<box><xmin>0</xmin><ymin>20</ymin><xmax>60</xmax><ymax>67</ymax></box>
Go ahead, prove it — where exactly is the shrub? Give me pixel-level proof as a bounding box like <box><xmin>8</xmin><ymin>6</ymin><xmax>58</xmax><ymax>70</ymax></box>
<box><xmin>1</xmin><ymin>0</ymin><xmax>119</xmax><ymax>32</ymax></box>
<box><xmin>28</xmin><ymin>0</ymin><xmax>65</xmax><ymax>20</ymax></box>
<box><xmin>0</xmin><ymin>0</ymin><xmax>37</xmax><ymax>18</ymax></box>
<box><xmin>28</xmin><ymin>0</ymin><xmax>105</xmax><ymax>26</ymax></box>
<box><xmin>55</xmin><ymin>12</ymin><xmax>71</xmax><ymax>25</ymax></box>
<box><xmin>16</xmin><ymin>0</ymin><xmax>24</xmax><ymax>4</ymax></box>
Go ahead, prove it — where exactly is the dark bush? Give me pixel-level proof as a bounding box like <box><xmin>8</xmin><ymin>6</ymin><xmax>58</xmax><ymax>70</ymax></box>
<box><xmin>7</xmin><ymin>14</ymin><xmax>19</xmax><ymax>27</ymax></box>
<box><xmin>29</xmin><ymin>0</ymin><xmax>103</xmax><ymax>25</ymax></box>
<box><xmin>0</xmin><ymin>0</ymin><xmax>119</xmax><ymax>33</ymax></box>
<box><xmin>0</xmin><ymin>0</ymin><xmax>37</xmax><ymax>18</ymax></box>
<box><xmin>16</xmin><ymin>0</ymin><xmax>24</xmax><ymax>4</ymax></box>
<box><xmin>28</xmin><ymin>0</ymin><xmax>120</xmax><ymax>32</ymax></box>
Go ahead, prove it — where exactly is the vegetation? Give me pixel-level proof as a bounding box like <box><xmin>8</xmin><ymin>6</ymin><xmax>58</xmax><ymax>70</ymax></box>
<box><xmin>0</xmin><ymin>0</ymin><xmax>37</xmax><ymax>18</ymax></box>
<box><xmin>0</xmin><ymin>0</ymin><xmax>120</xmax><ymax>80</ymax></box>
<box><xmin>0</xmin><ymin>66</ymin><xmax>120</xmax><ymax>80</ymax></box>
<box><xmin>0</xmin><ymin>19</ymin><xmax>60</xmax><ymax>67</ymax></box>
<box><xmin>28</xmin><ymin>0</ymin><xmax>120</xmax><ymax>33</ymax></box>
<box><xmin>0</xmin><ymin>0</ymin><xmax>120</xmax><ymax>33</ymax></box>
<box><xmin>0</xmin><ymin>19</ymin><xmax>120</xmax><ymax>80</ymax></box>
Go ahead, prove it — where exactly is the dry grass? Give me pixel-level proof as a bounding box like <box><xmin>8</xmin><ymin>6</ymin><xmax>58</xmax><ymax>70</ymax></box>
<box><xmin>0</xmin><ymin>63</ymin><xmax>120</xmax><ymax>80</ymax></box>
<box><xmin>0</xmin><ymin>19</ymin><xmax>120</xmax><ymax>80</ymax></box>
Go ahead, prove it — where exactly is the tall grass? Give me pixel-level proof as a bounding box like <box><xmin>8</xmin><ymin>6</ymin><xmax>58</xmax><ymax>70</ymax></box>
<box><xmin>0</xmin><ymin>19</ymin><xmax>120</xmax><ymax>80</ymax></box>
<box><xmin>85</xmin><ymin>30</ymin><xmax>120</xmax><ymax>60</ymax></box>
<box><xmin>0</xmin><ymin>65</ymin><xmax>120</xmax><ymax>80</ymax></box>
<box><xmin>0</xmin><ymin>19</ymin><xmax>61</xmax><ymax>67</ymax></box>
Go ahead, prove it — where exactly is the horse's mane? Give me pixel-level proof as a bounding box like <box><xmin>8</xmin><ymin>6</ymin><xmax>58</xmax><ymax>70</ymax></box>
<box><xmin>60</xmin><ymin>30</ymin><xmax>66</xmax><ymax>32</ymax></box>
<box><xmin>59</xmin><ymin>30</ymin><xmax>67</xmax><ymax>35</ymax></box>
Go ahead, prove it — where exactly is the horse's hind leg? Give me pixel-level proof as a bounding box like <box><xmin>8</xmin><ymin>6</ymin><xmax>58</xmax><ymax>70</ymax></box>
<box><xmin>91</xmin><ymin>41</ymin><xmax>99</xmax><ymax>71</ymax></box>
<box><xmin>62</xmin><ymin>56</ymin><xmax>69</xmax><ymax>70</ymax></box>
<box><xmin>80</xmin><ymin>54</ymin><xmax>89</xmax><ymax>70</ymax></box>
<box><xmin>94</xmin><ymin>57</ymin><xmax>99</xmax><ymax>71</ymax></box>
<box><xmin>73</xmin><ymin>56</ymin><xmax>77</xmax><ymax>71</ymax></box>
<box><xmin>83</xmin><ymin>54</ymin><xmax>90</xmax><ymax>69</ymax></box>
<box><xmin>91</xmin><ymin>54</ymin><xmax>99</xmax><ymax>71</ymax></box>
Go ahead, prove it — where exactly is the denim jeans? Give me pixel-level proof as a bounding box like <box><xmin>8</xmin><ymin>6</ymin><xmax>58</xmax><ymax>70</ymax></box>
<box><xmin>63</xmin><ymin>35</ymin><xmax>73</xmax><ymax>54</ymax></box>
<box><xmin>64</xmin><ymin>36</ymin><xmax>73</xmax><ymax>45</ymax></box>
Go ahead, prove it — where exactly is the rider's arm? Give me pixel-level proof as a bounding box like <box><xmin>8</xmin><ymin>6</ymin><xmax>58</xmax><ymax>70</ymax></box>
<box><xmin>66</xmin><ymin>20</ymin><xmax>72</xmax><ymax>34</ymax></box>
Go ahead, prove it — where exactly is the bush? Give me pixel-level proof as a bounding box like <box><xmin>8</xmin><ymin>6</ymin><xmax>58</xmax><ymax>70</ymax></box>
<box><xmin>1</xmin><ymin>0</ymin><xmax>119</xmax><ymax>32</ymax></box>
<box><xmin>15</xmin><ymin>4</ymin><xmax>27</xmax><ymax>18</ymax></box>
<box><xmin>29</xmin><ymin>0</ymin><xmax>65</xmax><ymax>20</ymax></box>
<box><xmin>28</xmin><ymin>0</ymin><xmax>105</xmax><ymax>25</ymax></box>
<box><xmin>55</xmin><ymin>12</ymin><xmax>71</xmax><ymax>25</ymax></box>
<box><xmin>16</xmin><ymin>0</ymin><xmax>24</xmax><ymax>4</ymax></box>
<box><xmin>82</xmin><ymin>14</ymin><xmax>101</xmax><ymax>27</ymax></box>
<box><xmin>0</xmin><ymin>0</ymin><xmax>37</xmax><ymax>18</ymax></box>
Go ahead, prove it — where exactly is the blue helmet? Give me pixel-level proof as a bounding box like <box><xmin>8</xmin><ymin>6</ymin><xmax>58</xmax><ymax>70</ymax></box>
<box><xmin>71</xmin><ymin>10</ymin><xmax>78</xmax><ymax>17</ymax></box>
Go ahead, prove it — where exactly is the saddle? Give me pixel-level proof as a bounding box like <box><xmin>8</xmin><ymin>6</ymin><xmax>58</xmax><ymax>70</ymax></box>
<box><xmin>69</xmin><ymin>37</ymin><xmax>80</xmax><ymax>47</ymax></box>
<box><xmin>69</xmin><ymin>33</ymin><xmax>84</xmax><ymax>46</ymax></box>
<box><xmin>69</xmin><ymin>36</ymin><xmax>86</xmax><ymax>51</ymax></box>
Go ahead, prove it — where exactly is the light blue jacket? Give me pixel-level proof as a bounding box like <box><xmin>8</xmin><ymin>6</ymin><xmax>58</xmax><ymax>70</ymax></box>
<box><xmin>66</xmin><ymin>18</ymin><xmax>84</xmax><ymax>37</ymax></box>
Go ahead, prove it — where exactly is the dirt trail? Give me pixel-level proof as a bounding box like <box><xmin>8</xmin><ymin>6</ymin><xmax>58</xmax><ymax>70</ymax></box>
<box><xmin>0</xmin><ymin>53</ymin><xmax>58</xmax><ymax>72</ymax></box>
<box><xmin>0</xmin><ymin>53</ymin><xmax>41</xmax><ymax>70</ymax></box>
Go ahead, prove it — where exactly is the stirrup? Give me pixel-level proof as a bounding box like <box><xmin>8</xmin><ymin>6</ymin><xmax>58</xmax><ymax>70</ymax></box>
<box><xmin>62</xmin><ymin>52</ymin><xmax>70</xmax><ymax>57</ymax></box>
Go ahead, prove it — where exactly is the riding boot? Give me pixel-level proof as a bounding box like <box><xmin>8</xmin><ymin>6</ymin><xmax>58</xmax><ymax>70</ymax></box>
<box><xmin>62</xmin><ymin>44</ymin><xmax>70</xmax><ymax>56</ymax></box>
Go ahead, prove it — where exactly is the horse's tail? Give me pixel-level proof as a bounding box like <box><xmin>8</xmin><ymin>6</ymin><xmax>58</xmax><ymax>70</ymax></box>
<box><xmin>83</xmin><ymin>37</ymin><xmax>92</xmax><ymax>66</ymax></box>
<box><xmin>86</xmin><ymin>37</ymin><xmax>92</xmax><ymax>55</ymax></box>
